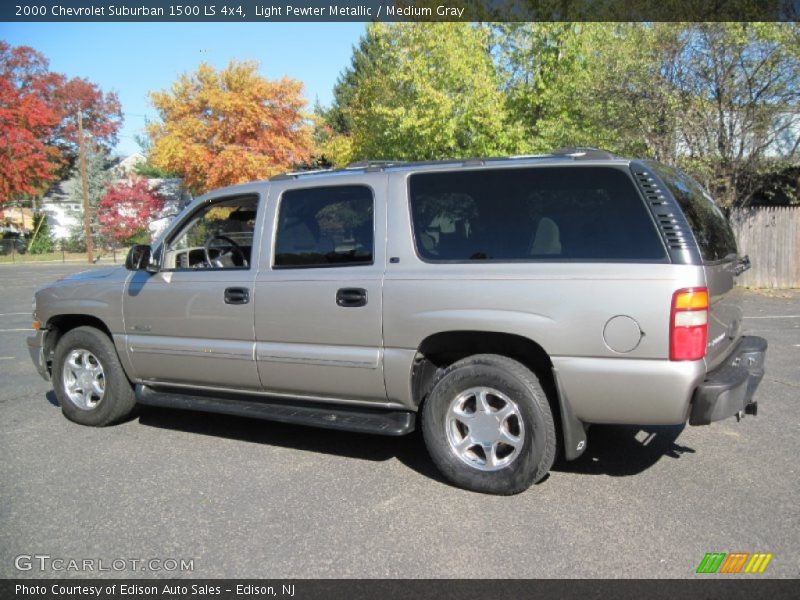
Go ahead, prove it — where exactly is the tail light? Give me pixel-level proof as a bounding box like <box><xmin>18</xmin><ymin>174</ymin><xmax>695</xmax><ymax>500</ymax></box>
<box><xmin>670</xmin><ymin>287</ymin><xmax>708</xmax><ymax>361</ymax></box>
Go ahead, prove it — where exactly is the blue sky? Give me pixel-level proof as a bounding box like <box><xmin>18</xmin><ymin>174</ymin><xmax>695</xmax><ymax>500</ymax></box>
<box><xmin>0</xmin><ymin>22</ymin><xmax>365</xmax><ymax>155</ymax></box>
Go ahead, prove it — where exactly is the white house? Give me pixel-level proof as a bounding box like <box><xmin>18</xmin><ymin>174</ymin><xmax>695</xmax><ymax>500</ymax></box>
<box><xmin>41</xmin><ymin>157</ymin><xmax>192</xmax><ymax>242</ymax></box>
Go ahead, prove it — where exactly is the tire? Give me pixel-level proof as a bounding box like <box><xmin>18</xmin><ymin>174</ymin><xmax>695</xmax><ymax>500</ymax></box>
<box><xmin>53</xmin><ymin>326</ymin><xmax>137</xmax><ymax>426</ymax></box>
<box><xmin>421</xmin><ymin>354</ymin><xmax>556</xmax><ymax>495</ymax></box>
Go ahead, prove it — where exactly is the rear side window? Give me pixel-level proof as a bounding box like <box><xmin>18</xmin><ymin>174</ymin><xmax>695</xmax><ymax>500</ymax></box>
<box><xmin>649</xmin><ymin>164</ymin><xmax>737</xmax><ymax>262</ymax></box>
<box><xmin>409</xmin><ymin>166</ymin><xmax>666</xmax><ymax>262</ymax></box>
<box><xmin>274</xmin><ymin>185</ymin><xmax>374</xmax><ymax>268</ymax></box>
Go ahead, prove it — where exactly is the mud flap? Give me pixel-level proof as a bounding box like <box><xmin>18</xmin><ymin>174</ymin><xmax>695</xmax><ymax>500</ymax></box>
<box><xmin>552</xmin><ymin>368</ymin><xmax>588</xmax><ymax>461</ymax></box>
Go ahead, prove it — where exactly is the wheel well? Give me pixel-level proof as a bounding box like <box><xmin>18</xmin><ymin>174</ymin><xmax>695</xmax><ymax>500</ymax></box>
<box><xmin>44</xmin><ymin>315</ymin><xmax>113</xmax><ymax>374</ymax></box>
<box><xmin>411</xmin><ymin>331</ymin><xmax>556</xmax><ymax>408</ymax></box>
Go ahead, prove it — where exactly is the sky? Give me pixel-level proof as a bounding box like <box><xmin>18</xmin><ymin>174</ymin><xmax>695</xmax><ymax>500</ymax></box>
<box><xmin>0</xmin><ymin>22</ymin><xmax>366</xmax><ymax>156</ymax></box>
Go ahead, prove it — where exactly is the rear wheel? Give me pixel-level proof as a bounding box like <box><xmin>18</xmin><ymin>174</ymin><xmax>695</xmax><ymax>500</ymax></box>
<box><xmin>53</xmin><ymin>326</ymin><xmax>136</xmax><ymax>426</ymax></box>
<box><xmin>421</xmin><ymin>354</ymin><xmax>556</xmax><ymax>495</ymax></box>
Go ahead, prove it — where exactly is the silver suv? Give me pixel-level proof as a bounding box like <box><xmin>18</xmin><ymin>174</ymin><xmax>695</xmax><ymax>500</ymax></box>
<box><xmin>28</xmin><ymin>149</ymin><xmax>767</xmax><ymax>495</ymax></box>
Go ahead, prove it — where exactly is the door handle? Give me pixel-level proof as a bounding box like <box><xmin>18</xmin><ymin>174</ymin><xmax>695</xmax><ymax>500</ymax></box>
<box><xmin>336</xmin><ymin>288</ymin><xmax>367</xmax><ymax>308</ymax></box>
<box><xmin>224</xmin><ymin>287</ymin><xmax>250</xmax><ymax>305</ymax></box>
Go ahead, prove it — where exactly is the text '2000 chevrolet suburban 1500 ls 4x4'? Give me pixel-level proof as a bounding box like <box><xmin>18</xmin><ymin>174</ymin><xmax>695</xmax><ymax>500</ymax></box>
<box><xmin>28</xmin><ymin>149</ymin><xmax>767</xmax><ymax>494</ymax></box>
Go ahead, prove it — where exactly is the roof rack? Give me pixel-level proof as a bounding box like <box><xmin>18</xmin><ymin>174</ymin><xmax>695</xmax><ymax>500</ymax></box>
<box><xmin>270</xmin><ymin>149</ymin><xmax>621</xmax><ymax>181</ymax></box>
<box><xmin>270</xmin><ymin>168</ymin><xmax>332</xmax><ymax>181</ymax></box>
<box><xmin>550</xmin><ymin>147</ymin><xmax>620</xmax><ymax>160</ymax></box>
<box><xmin>345</xmin><ymin>160</ymin><xmax>408</xmax><ymax>170</ymax></box>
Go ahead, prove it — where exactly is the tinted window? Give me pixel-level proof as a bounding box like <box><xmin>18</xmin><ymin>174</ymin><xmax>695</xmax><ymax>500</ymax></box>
<box><xmin>649</xmin><ymin>164</ymin><xmax>737</xmax><ymax>262</ymax></box>
<box><xmin>274</xmin><ymin>185</ymin><xmax>374</xmax><ymax>268</ymax></box>
<box><xmin>409</xmin><ymin>167</ymin><xmax>665</xmax><ymax>262</ymax></box>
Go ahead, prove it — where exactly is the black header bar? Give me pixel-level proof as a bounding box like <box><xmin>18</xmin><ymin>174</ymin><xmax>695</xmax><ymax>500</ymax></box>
<box><xmin>3</xmin><ymin>1</ymin><xmax>799</xmax><ymax>22</ymax></box>
<box><xmin>2</xmin><ymin>579</ymin><xmax>799</xmax><ymax>600</ymax></box>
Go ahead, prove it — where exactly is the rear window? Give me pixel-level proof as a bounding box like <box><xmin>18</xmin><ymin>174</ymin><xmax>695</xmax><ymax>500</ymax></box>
<box><xmin>408</xmin><ymin>166</ymin><xmax>666</xmax><ymax>262</ymax></box>
<box><xmin>649</xmin><ymin>164</ymin><xmax>737</xmax><ymax>262</ymax></box>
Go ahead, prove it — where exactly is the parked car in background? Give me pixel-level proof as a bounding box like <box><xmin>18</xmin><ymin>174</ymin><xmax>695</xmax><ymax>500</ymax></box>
<box><xmin>0</xmin><ymin>236</ymin><xmax>27</xmax><ymax>255</ymax></box>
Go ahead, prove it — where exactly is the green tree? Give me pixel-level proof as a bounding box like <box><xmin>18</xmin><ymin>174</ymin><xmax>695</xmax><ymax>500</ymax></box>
<box><xmin>323</xmin><ymin>27</ymin><xmax>384</xmax><ymax>137</ymax></box>
<box><xmin>26</xmin><ymin>212</ymin><xmax>55</xmax><ymax>254</ymax></box>
<box><xmin>495</xmin><ymin>22</ymin><xmax>800</xmax><ymax>207</ymax></box>
<box><xmin>333</xmin><ymin>23</ymin><xmax>522</xmax><ymax>162</ymax></box>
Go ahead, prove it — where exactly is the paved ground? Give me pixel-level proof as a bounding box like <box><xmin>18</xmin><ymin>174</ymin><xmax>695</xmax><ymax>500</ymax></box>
<box><xmin>1</xmin><ymin>263</ymin><xmax>798</xmax><ymax>579</ymax></box>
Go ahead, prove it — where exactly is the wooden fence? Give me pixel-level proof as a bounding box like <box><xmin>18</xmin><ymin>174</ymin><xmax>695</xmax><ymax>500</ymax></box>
<box><xmin>731</xmin><ymin>206</ymin><xmax>800</xmax><ymax>288</ymax></box>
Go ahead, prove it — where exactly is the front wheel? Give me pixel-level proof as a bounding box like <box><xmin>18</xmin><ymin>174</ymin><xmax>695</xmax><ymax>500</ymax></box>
<box><xmin>421</xmin><ymin>354</ymin><xmax>556</xmax><ymax>495</ymax></box>
<box><xmin>53</xmin><ymin>326</ymin><xmax>137</xmax><ymax>426</ymax></box>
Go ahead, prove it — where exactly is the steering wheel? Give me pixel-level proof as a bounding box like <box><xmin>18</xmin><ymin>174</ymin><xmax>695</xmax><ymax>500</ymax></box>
<box><xmin>204</xmin><ymin>234</ymin><xmax>248</xmax><ymax>268</ymax></box>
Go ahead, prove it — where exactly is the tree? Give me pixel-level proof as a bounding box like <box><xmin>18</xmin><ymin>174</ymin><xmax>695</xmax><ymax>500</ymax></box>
<box><xmin>0</xmin><ymin>41</ymin><xmax>123</xmax><ymax>203</ymax></box>
<box><xmin>323</xmin><ymin>26</ymin><xmax>384</xmax><ymax>137</ymax></box>
<box><xmin>133</xmin><ymin>127</ymin><xmax>178</xmax><ymax>178</ymax></box>
<box><xmin>66</xmin><ymin>145</ymin><xmax>112</xmax><ymax>235</ymax></box>
<box><xmin>26</xmin><ymin>212</ymin><xmax>54</xmax><ymax>254</ymax></box>
<box><xmin>146</xmin><ymin>61</ymin><xmax>313</xmax><ymax>194</ymax></box>
<box><xmin>50</xmin><ymin>77</ymin><xmax>123</xmax><ymax>178</ymax></box>
<box><xmin>0</xmin><ymin>43</ymin><xmax>61</xmax><ymax>201</ymax></box>
<box><xmin>326</xmin><ymin>23</ymin><xmax>522</xmax><ymax>163</ymax></box>
<box><xmin>673</xmin><ymin>23</ymin><xmax>800</xmax><ymax>207</ymax></box>
<box><xmin>494</xmin><ymin>23</ymin><xmax>800</xmax><ymax>207</ymax></box>
<box><xmin>97</xmin><ymin>177</ymin><xmax>165</xmax><ymax>243</ymax></box>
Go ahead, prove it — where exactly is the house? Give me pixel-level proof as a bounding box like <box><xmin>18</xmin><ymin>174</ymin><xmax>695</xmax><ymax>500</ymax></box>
<box><xmin>40</xmin><ymin>179</ymin><xmax>83</xmax><ymax>239</ymax></box>
<box><xmin>112</xmin><ymin>152</ymin><xmax>146</xmax><ymax>178</ymax></box>
<box><xmin>40</xmin><ymin>157</ymin><xmax>192</xmax><ymax>241</ymax></box>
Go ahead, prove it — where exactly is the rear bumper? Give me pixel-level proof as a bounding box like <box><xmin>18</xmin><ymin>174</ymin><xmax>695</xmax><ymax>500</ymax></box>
<box><xmin>689</xmin><ymin>336</ymin><xmax>767</xmax><ymax>425</ymax></box>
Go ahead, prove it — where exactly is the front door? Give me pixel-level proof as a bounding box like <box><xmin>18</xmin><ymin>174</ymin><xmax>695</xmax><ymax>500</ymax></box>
<box><xmin>122</xmin><ymin>191</ymin><xmax>263</xmax><ymax>390</ymax></box>
<box><xmin>253</xmin><ymin>177</ymin><xmax>387</xmax><ymax>402</ymax></box>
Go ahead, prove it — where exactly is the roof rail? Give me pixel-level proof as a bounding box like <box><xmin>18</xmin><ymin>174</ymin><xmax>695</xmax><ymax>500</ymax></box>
<box><xmin>551</xmin><ymin>147</ymin><xmax>620</xmax><ymax>160</ymax></box>
<box><xmin>345</xmin><ymin>160</ymin><xmax>408</xmax><ymax>169</ymax></box>
<box><xmin>270</xmin><ymin>168</ymin><xmax>332</xmax><ymax>181</ymax></box>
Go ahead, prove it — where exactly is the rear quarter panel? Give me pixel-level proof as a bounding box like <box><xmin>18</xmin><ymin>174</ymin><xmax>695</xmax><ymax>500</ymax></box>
<box><xmin>382</xmin><ymin>171</ymin><xmax>706</xmax><ymax>423</ymax></box>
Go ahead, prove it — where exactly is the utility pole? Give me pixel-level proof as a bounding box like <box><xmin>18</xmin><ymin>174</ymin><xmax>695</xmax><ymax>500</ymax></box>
<box><xmin>77</xmin><ymin>110</ymin><xmax>94</xmax><ymax>263</ymax></box>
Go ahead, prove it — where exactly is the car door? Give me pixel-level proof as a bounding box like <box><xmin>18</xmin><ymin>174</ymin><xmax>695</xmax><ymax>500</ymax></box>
<box><xmin>122</xmin><ymin>188</ymin><xmax>264</xmax><ymax>390</ymax></box>
<box><xmin>253</xmin><ymin>175</ymin><xmax>387</xmax><ymax>402</ymax></box>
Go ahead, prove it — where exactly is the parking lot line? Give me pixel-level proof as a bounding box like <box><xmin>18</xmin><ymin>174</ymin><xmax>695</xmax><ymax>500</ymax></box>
<box><xmin>0</xmin><ymin>328</ymin><xmax>33</xmax><ymax>332</ymax></box>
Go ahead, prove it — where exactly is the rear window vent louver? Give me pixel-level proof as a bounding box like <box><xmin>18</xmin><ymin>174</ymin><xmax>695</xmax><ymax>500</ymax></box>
<box><xmin>634</xmin><ymin>170</ymin><xmax>690</xmax><ymax>250</ymax></box>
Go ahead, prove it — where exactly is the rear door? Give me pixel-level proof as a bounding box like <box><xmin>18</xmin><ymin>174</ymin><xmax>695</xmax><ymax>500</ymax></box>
<box><xmin>252</xmin><ymin>175</ymin><xmax>388</xmax><ymax>402</ymax></box>
<box><xmin>651</xmin><ymin>165</ymin><xmax>742</xmax><ymax>369</ymax></box>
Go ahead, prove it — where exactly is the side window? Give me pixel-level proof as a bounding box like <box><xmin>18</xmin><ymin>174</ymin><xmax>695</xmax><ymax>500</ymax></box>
<box><xmin>649</xmin><ymin>164</ymin><xmax>738</xmax><ymax>262</ymax></box>
<box><xmin>274</xmin><ymin>185</ymin><xmax>374</xmax><ymax>268</ymax></box>
<box><xmin>409</xmin><ymin>167</ymin><xmax>666</xmax><ymax>262</ymax></box>
<box><xmin>163</xmin><ymin>195</ymin><xmax>258</xmax><ymax>270</ymax></box>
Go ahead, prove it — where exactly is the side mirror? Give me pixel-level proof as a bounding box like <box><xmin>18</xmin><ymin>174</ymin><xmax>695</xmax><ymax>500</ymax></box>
<box><xmin>125</xmin><ymin>244</ymin><xmax>158</xmax><ymax>273</ymax></box>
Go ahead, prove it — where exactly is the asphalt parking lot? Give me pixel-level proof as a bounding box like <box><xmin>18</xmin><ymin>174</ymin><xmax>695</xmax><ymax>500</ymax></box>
<box><xmin>1</xmin><ymin>262</ymin><xmax>798</xmax><ymax>578</ymax></box>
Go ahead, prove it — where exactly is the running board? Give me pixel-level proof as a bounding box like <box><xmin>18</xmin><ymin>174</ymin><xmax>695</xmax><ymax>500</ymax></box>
<box><xmin>135</xmin><ymin>384</ymin><xmax>415</xmax><ymax>436</ymax></box>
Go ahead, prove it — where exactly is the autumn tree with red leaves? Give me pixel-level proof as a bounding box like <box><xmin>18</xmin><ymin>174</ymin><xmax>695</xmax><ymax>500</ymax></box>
<box><xmin>0</xmin><ymin>41</ymin><xmax>123</xmax><ymax>204</ymax></box>
<box><xmin>97</xmin><ymin>177</ymin><xmax>165</xmax><ymax>243</ymax></box>
<box><xmin>147</xmin><ymin>61</ymin><xmax>313</xmax><ymax>194</ymax></box>
<box><xmin>0</xmin><ymin>43</ymin><xmax>61</xmax><ymax>200</ymax></box>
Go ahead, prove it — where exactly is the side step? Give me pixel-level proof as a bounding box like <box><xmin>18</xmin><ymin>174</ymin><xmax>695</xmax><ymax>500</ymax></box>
<box><xmin>135</xmin><ymin>384</ymin><xmax>415</xmax><ymax>436</ymax></box>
